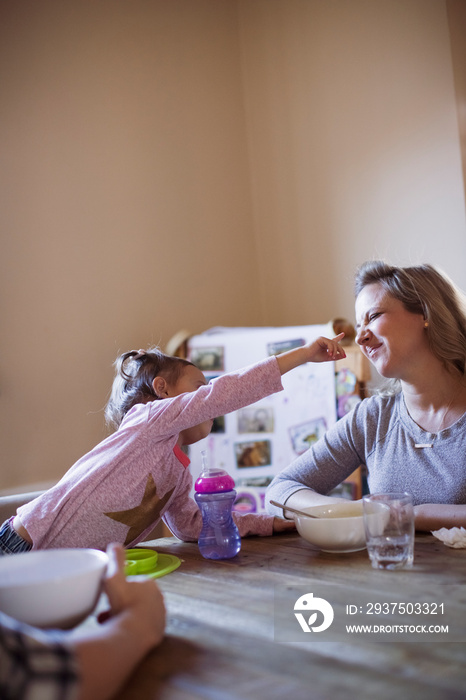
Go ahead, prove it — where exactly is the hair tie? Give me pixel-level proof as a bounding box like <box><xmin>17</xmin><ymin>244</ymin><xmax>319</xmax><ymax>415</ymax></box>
<box><xmin>134</xmin><ymin>349</ymin><xmax>147</xmax><ymax>360</ymax></box>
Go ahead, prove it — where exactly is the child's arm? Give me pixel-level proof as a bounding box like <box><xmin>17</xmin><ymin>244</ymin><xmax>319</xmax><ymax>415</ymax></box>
<box><xmin>162</xmin><ymin>472</ymin><xmax>292</xmax><ymax>540</ymax></box>
<box><xmin>275</xmin><ymin>334</ymin><xmax>346</xmax><ymax>375</ymax></box>
<box><xmin>145</xmin><ymin>335</ymin><xmax>345</xmax><ymax>439</ymax></box>
<box><xmin>273</xmin><ymin>517</ymin><xmax>296</xmax><ymax>533</ymax></box>
<box><xmin>68</xmin><ymin>544</ymin><xmax>165</xmax><ymax>700</ymax></box>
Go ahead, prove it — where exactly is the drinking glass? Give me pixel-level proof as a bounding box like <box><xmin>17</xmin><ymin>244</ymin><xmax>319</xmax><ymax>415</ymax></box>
<box><xmin>362</xmin><ymin>492</ymin><xmax>414</xmax><ymax>570</ymax></box>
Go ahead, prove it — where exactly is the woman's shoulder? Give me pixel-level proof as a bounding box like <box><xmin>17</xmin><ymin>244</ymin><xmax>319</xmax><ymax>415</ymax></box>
<box><xmin>350</xmin><ymin>391</ymin><xmax>402</xmax><ymax>424</ymax></box>
<box><xmin>336</xmin><ymin>392</ymin><xmax>403</xmax><ymax>449</ymax></box>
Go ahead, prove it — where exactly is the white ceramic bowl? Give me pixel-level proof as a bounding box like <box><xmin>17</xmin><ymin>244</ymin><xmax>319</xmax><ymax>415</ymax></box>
<box><xmin>294</xmin><ymin>500</ymin><xmax>367</xmax><ymax>553</ymax></box>
<box><xmin>0</xmin><ymin>548</ymin><xmax>108</xmax><ymax>629</ymax></box>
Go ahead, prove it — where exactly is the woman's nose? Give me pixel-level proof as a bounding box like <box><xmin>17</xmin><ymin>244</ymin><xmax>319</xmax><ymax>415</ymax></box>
<box><xmin>356</xmin><ymin>326</ymin><xmax>369</xmax><ymax>345</ymax></box>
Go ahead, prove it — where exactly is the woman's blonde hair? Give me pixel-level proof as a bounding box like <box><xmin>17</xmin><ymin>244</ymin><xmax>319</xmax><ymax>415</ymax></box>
<box><xmin>355</xmin><ymin>261</ymin><xmax>466</xmax><ymax>390</ymax></box>
<box><xmin>105</xmin><ymin>347</ymin><xmax>194</xmax><ymax>429</ymax></box>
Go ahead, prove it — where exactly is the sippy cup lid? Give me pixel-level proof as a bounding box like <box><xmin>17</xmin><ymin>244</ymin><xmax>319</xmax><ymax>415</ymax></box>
<box><xmin>194</xmin><ymin>452</ymin><xmax>235</xmax><ymax>493</ymax></box>
<box><xmin>195</xmin><ymin>468</ymin><xmax>235</xmax><ymax>493</ymax></box>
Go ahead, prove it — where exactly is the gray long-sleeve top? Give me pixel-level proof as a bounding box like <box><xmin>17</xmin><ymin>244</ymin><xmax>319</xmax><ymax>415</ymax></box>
<box><xmin>266</xmin><ymin>392</ymin><xmax>466</xmax><ymax>513</ymax></box>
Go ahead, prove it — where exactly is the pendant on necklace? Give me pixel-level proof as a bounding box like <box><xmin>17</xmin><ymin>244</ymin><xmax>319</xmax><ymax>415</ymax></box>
<box><xmin>410</xmin><ymin>384</ymin><xmax>462</xmax><ymax>449</ymax></box>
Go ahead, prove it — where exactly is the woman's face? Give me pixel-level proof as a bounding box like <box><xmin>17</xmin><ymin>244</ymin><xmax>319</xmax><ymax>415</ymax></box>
<box><xmin>355</xmin><ymin>282</ymin><xmax>428</xmax><ymax>380</ymax></box>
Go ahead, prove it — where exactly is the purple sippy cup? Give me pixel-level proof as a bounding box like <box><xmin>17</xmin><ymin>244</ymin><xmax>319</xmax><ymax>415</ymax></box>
<box><xmin>194</xmin><ymin>452</ymin><xmax>241</xmax><ymax>560</ymax></box>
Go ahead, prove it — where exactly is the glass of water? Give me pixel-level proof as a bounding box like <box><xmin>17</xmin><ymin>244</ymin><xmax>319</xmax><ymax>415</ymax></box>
<box><xmin>362</xmin><ymin>492</ymin><xmax>414</xmax><ymax>570</ymax></box>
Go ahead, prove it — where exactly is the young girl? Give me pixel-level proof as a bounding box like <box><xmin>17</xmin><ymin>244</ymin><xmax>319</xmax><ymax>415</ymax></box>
<box><xmin>0</xmin><ymin>334</ymin><xmax>345</xmax><ymax>553</ymax></box>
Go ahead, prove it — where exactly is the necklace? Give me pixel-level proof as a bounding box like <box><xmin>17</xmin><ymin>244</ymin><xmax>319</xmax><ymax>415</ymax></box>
<box><xmin>413</xmin><ymin>384</ymin><xmax>463</xmax><ymax>449</ymax></box>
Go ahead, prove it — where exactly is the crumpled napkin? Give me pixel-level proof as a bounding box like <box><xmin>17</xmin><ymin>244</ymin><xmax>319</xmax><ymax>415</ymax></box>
<box><xmin>431</xmin><ymin>527</ymin><xmax>466</xmax><ymax>548</ymax></box>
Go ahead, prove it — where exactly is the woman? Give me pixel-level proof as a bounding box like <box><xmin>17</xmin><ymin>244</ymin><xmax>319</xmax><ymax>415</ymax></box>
<box><xmin>266</xmin><ymin>260</ymin><xmax>466</xmax><ymax>531</ymax></box>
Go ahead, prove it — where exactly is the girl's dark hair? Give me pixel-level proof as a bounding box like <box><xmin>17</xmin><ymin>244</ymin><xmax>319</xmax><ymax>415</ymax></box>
<box><xmin>105</xmin><ymin>347</ymin><xmax>194</xmax><ymax>429</ymax></box>
<box><xmin>355</xmin><ymin>260</ymin><xmax>466</xmax><ymax>378</ymax></box>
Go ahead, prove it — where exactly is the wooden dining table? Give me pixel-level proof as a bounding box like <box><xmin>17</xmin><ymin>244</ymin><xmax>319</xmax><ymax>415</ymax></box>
<box><xmin>95</xmin><ymin>532</ymin><xmax>466</xmax><ymax>700</ymax></box>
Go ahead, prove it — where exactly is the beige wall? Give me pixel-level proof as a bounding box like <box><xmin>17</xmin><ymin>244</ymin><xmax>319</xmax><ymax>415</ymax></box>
<box><xmin>1</xmin><ymin>0</ymin><xmax>465</xmax><ymax>492</ymax></box>
<box><xmin>239</xmin><ymin>0</ymin><xmax>466</xmax><ymax>325</ymax></box>
<box><xmin>0</xmin><ymin>0</ymin><xmax>260</xmax><ymax>491</ymax></box>
<box><xmin>447</xmin><ymin>0</ymin><xmax>466</xmax><ymax>198</ymax></box>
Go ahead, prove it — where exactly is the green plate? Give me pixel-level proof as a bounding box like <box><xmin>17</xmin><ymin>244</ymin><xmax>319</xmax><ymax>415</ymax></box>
<box><xmin>127</xmin><ymin>552</ymin><xmax>181</xmax><ymax>579</ymax></box>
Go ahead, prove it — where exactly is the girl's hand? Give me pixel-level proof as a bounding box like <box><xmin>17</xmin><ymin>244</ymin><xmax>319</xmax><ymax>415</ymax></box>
<box><xmin>275</xmin><ymin>333</ymin><xmax>346</xmax><ymax>375</ymax></box>
<box><xmin>272</xmin><ymin>517</ymin><xmax>296</xmax><ymax>533</ymax></box>
<box><xmin>305</xmin><ymin>333</ymin><xmax>346</xmax><ymax>362</ymax></box>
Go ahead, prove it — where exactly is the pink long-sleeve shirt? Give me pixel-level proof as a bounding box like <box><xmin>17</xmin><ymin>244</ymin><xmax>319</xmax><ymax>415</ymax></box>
<box><xmin>18</xmin><ymin>356</ymin><xmax>283</xmax><ymax>550</ymax></box>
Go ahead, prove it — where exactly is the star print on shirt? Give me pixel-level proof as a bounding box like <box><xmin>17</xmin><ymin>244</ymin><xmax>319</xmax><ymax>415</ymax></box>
<box><xmin>104</xmin><ymin>473</ymin><xmax>175</xmax><ymax>545</ymax></box>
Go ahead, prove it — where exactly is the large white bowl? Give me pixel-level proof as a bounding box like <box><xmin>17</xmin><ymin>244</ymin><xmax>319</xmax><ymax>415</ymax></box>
<box><xmin>0</xmin><ymin>548</ymin><xmax>108</xmax><ymax>629</ymax></box>
<box><xmin>294</xmin><ymin>501</ymin><xmax>367</xmax><ymax>553</ymax></box>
